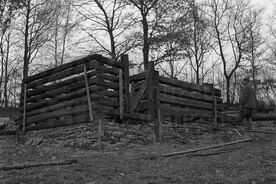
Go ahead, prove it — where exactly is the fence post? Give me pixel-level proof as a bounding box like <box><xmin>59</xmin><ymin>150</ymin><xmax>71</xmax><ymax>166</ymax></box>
<box><xmin>121</xmin><ymin>54</ymin><xmax>130</xmax><ymax>113</ymax></box>
<box><xmin>119</xmin><ymin>69</ymin><xmax>124</xmax><ymax>120</ymax></box>
<box><xmin>83</xmin><ymin>64</ymin><xmax>94</xmax><ymax>121</ymax></box>
<box><xmin>22</xmin><ymin>84</ymin><xmax>27</xmax><ymax>133</ymax></box>
<box><xmin>148</xmin><ymin>62</ymin><xmax>161</xmax><ymax>142</ymax></box>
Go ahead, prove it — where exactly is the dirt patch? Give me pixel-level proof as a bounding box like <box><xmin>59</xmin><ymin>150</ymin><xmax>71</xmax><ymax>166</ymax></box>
<box><xmin>0</xmin><ymin>124</ymin><xmax>275</xmax><ymax>184</ymax></box>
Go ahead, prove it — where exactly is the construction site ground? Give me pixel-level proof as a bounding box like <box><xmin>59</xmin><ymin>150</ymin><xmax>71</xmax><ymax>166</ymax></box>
<box><xmin>0</xmin><ymin>122</ymin><xmax>275</xmax><ymax>184</ymax></box>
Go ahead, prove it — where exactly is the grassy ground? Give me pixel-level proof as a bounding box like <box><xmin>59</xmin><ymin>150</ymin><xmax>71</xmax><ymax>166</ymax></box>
<box><xmin>0</xmin><ymin>126</ymin><xmax>275</xmax><ymax>184</ymax></box>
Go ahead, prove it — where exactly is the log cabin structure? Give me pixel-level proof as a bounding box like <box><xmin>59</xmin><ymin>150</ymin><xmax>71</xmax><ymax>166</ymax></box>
<box><xmin>18</xmin><ymin>54</ymin><xmax>223</xmax><ymax>139</ymax></box>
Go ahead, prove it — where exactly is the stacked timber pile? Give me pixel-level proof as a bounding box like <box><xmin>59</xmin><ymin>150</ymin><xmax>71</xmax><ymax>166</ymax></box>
<box><xmin>19</xmin><ymin>54</ymin><xmax>128</xmax><ymax>131</ymax></box>
<box><xmin>129</xmin><ymin>70</ymin><xmax>223</xmax><ymax>122</ymax></box>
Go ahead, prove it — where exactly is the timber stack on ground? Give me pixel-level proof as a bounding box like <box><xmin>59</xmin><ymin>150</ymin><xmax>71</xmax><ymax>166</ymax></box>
<box><xmin>18</xmin><ymin>54</ymin><xmax>226</xmax><ymax>141</ymax></box>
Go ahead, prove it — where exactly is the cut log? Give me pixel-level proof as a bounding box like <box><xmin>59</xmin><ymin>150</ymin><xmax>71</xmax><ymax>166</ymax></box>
<box><xmin>26</xmin><ymin>81</ymin><xmax>98</xmax><ymax>111</ymax></box>
<box><xmin>0</xmin><ymin>159</ymin><xmax>78</xmax><ymax>171</ymax></box>
<box><xmin>246</xmin><ymin>130</ymin><xmax>276</xmax><ymax>134</ymax></box>
<box><xmin>161</xmin><ymin>138</ymin><xmax>252</xmax><ymax>157</ymax></box>
<box><xmin>159</xmin><ymin>85</ymin><xmax>223</xmax><ymax>104</ymax></box>
<box><xmin>131</xmin><ymin>79</ymin><xmax>148</xmax><ymax>112</ymax></box>
<box><xmin>96</xmin><ymin>65</ymin><xmax>119</xmax><ymax>76</ymax></box>
<box><xmin>27</xmin><ymin>70</ymin><xmax>97</xmax><ymax>98</ymax></box>
<box><xmin>160</xmin><ymin>93</ymin><xmax>213</xmax><ymax>110</ymax></box>
<box><xmin>27</xmin><ymin>76</ymin><xmax>98</xmax><ymax>103</ymax></box>
<box><xmin>26</xmin><ymin>103</ymin><xmax>90</xmax><ymax>125</ymax></box>
<box><xmin>28</xmin><ymin>61</ymin><xmax>98</xmax><ymax>89</ymax></box>
<box><xmin>129</xmin><ymin>72</ymin><xmax>147</xmax><ymax>82</ymax></box>
<box><xmin>23</xmin><ymin>54</ymin><xmax>102</xmax><ymax>84</ymax></box>
<box><xmin>158</xmin><ymin>76</ymin><xmax>221</xmax><ymax>97</ymax></box>
<box><xmin>160</xmin><ymin>104</ymin><xmax>213</xmax><ymax>118</ymax></box>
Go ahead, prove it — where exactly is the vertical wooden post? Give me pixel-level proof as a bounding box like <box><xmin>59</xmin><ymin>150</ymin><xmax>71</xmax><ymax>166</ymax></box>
<box><xmin>148</xmin><ymin>62</ymin><xmax>161</xmax><ymax>142</ymax></box>
<box><xmin>119</xmin><ymin>69</ymin><xmax>124</xmax><ymax>120</ymax></box>
<box><xmin>155</xmin><ymin>71</ymin><xmax>162</xmax><ymax>141</ymax></box>
<box><xmin>22</xmin><ymin>84</ymin><xmax>27</xmax><ymax>133</ymax></box>
<box><xmin>98</xmin><ymin>119</ymin><xmax>102</xmax><ymax>151</ymax></box>
<box><xmin>214</xmin><ymin>97</ymin><xmax>218</xmax><ymax>128</ymax></box>
<box><xmin>121</xmin><ymin>54</ymin><xmax>130</xmax><ymax>112</ymax></box>
<box><xmin>84</xmin><ymin>64</ymin><xmax>94</xmax><ymax>121</ymax></box>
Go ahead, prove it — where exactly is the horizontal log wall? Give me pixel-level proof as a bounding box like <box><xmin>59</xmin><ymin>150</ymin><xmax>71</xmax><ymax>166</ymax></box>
<box><xmin>158</xmin><ymin>76</ymin><xmax>222</xmax><ymax>120</ymax></box>
<box><xmin>21</xmin><ymin>54</ymin><xmax>123</xmax><ymax>131</ymax></box>
<box><xmin>129</xmin><ymin>71</ymin><xmax>222</xmax><ymax>120</ymax></box>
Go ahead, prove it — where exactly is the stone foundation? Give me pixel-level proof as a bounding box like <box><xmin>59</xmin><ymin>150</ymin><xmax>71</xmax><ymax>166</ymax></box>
<box><xmin>25</xmin><ymin>120</ymin><xmax>156</xmax><ymax>150</ymax></box>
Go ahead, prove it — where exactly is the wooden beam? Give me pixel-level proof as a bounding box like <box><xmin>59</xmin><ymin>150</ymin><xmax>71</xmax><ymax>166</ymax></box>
<box><xmin>129</xmin><ymin>72</ymin><xmax>147</xmax><ymax>82</ymax></box>
<box><xmin>84</xmin><ymin>64</ymin><xmax>94</xmax><ymax>121</ymax></box>
<box><xmin>121</xmin><ymin>54</ymin><xmax>130</xmax><ymax>112</ymax></box>
<box><xmin>160</xmin><ymin>93</ymin><xmax>214</xmax><ymax>110</ymax></box>
<box><xmin>159</xmin><ymin>85</ymin><xmax>223</xmax><ymax>104</ymax></box>
<box><xmin>27</xmin><ymin>70</ymin><xmax>97</xmax><ymax>99</ymax></box>
<box><xmin>23</xmin><ymin>54</ymin><xmax>102</xmax><ymax>84</ymax></box>
<box><xmin>98</xmin><ymin>119</ymin><xmax>102</xmax><ymax>150</ymax></box>
<box><xmin>130</xmin><ymin>80</ymin><xmax>148</xmax><ymax>112</ymax></box>
<box><xmin>148</xmin><ymin>62</ymin><xmax>156</xmax><ymax>120</ymax></box>
<box><xmin>28</xmin><ymin>61</ymin><xmax>98</xmax><ymax>89</ymax></box>
<box><xmin>161</xmin><ymin>138</ymin><xmax>252</xmax><ymax>157</ymax></box>
<box><xmin>119</xmin><ymin>69</ymin><xmax>124</xmax><ymax>120</ymax></box>
<box><xmin>158</xmin><ymin>76</ymin><xmax>221</xmax><ymax>97</ymax></box>
<box><xmin>0</xmin><ymin>159</ymin><xmax>78</xmax><ymax>171</ymax></box>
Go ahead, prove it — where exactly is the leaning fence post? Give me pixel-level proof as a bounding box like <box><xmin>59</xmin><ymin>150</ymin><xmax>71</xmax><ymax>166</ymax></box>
<box><xmin>84</xmin><ymin>64</ymin><xmax>94</xmax><ymax>122</ymax></box>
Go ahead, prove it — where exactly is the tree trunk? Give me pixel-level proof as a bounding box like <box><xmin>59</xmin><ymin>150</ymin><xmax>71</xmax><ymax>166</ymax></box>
<box><xmin>142</xmin><ymin>15</ymin><xmax>149</xmax><ymax>70</ymax></box>
<box><xmin>4</xmin><ymin>32</ymin><xmax>11</xmax><ymax>107</ymax></box>
<box><xmin>20</xmin><ymin>0</ymin><xmax>31</xmax><ymax>108</ymax></box>
<box><xmin>226</xmin><ymin>77</ymin><xmax>231</xmax><ymax>107</ymax></box>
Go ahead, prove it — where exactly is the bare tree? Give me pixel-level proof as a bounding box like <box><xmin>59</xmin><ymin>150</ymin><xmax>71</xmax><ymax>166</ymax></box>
<box><xmin>186</xmin><ymin>0</ymin><xmax>215</xmax><ymax>84</ymax></box>
<box><xmin>127</xmin><ymin>0</ymin><xmax>159</xmax><ymax>69</ymax></box>
<box><xmin>204</xmin><ymin>0</ymin><xmax>253</xmax><ymax>106</ymax></box>
<box><xmin>75</xmin><ymin>0</ymin><xmax>137</xmax><ymax>60</ymax></box>
<box><xmin>20</xmin><ymin>0</ymin><xmax>56</xmax><ymax>106</ymax></box>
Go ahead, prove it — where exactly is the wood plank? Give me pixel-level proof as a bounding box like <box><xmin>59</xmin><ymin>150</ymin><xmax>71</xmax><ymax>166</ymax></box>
<box><xmin>27</xmin><ymin>76</ymin><xmax>97</xmax><ymax>103</ymax></box>
<box><xmin>98</xmin><ymin>73</ymin><xmax>119</xmax><ymax>82</ymax></box>
<box><xmin>148</xmin><ymin>62</ymin><xmax>156</xmax><ymax>120</ymax></box>
<box><xmin>27</xmin><ymin>61</ymin><xmax>98</xmax><ymax>89</ymax></box>
<box><xmin>130</xmin><ymin>80</ymin><xmax>148</xmax><ymax>112</ymax></box>
<box><xmin>160</xmin><ymin>104</ymin><xmax>213</xmax><ymax>118</ymax></box>
<box><xmin>129</xmin><ymin>72</ymin><xmax>147</xmax><ymax>82</ymax></box>
<box><xmin>27</xmin><ymin>95</ymin><xmax>90</xmax><ymax>117</ymax></box>
<box><xmin>159</xmin><ymin>85</ymin><xmax>223</xmax><ymax>103</ymax></box>
<box><xmin>97</xmin><ymin>79</ymin><xmax>119</xmax><ymax>90</ymax></box>
<box><xmin>27</xmin><ymin>70</ymin><xmax>97</xmax><ymax>98</ymax></box>
<box><xmin>98</xmin><ymin>57</ymin><xmax>123</xmax><ymax>68</ymax></box>
<box><xmin>0</xmin><ymin>159</ymin><xmax>78</xmax><ymax>171</ymax></box>
<box><xmin>121</xmin><ymin>54</ymin><xmax>130</xmax><ymax>112</ymax></box>
<box><xmin>26</xmin><ymin>80</ymin><xmax>98</xmax><ymax>111</ymax></box>
<box><xmin>161</xmin><ymin>138</ymin><xmax>252</xmax><ymax>157</ymax></box>
<box><xmin>26</xmin><ymin>103</ymin><xmax>90</xmax><ymax>125</ymax></box>
<box><xmin>119</xmin><ymin>69</ymin><xmax>124</xmax><ymax>120</ymax></box>
<box><xmin>158</xmin><ymin>76</ymin><xmax>221</xmax><ymax>97</ymax></box>
<box><xmin>160</xmin><ymin>93</ymin><xmax>213</xmax><ymax>110</ymax></box>
<box><xmin>97</xmin><ymin>65</ymin><xmax>119</xmax><ymax>76</ymax></box>
<box><xmin>84</xmin><ymin>64</ymin><xmax>94</xmax><ymax>121</ymax></box>
<box><xmin>24</xmin><ymin>54</ymin><xmax>102</xmax><ymax>84</ymax></box>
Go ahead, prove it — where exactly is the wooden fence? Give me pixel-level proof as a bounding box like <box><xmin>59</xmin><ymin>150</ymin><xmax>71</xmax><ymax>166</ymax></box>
<box><xmin>129</xmin><ymin>62</ymin><xmax>223</xmax><ymax>125</ymax></box>
<box><xmin>19</xmin><ymin>54</ymin><xmax>222</xmax><ymax>135</ymax></box>
<box><xmin>20</xmin><ymin>54</ymin><xmax>148</xmax><ymax>131</ymax></box>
